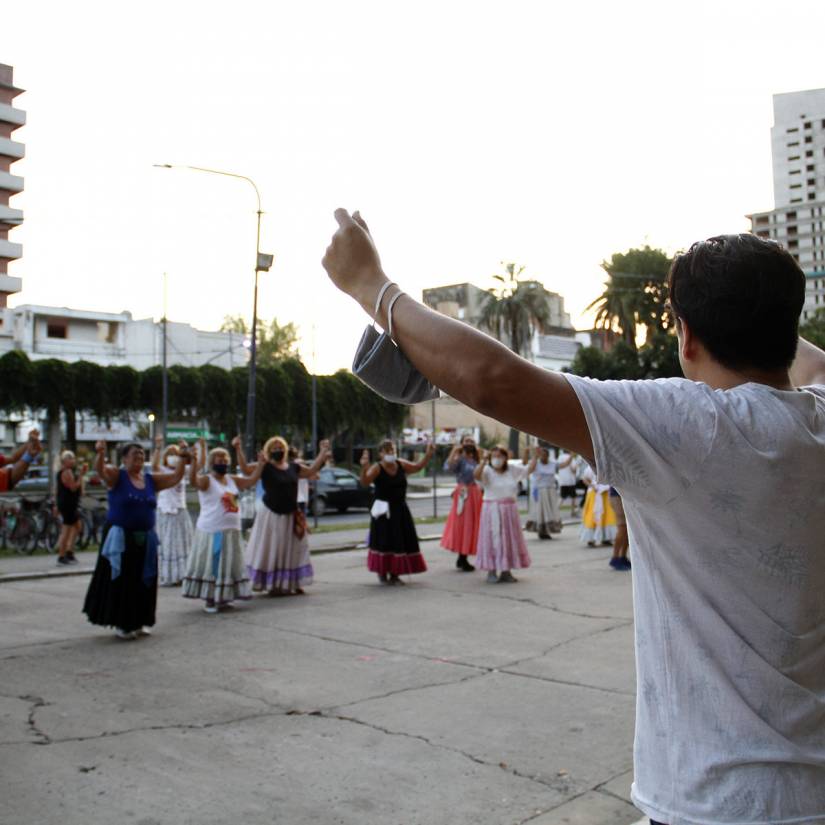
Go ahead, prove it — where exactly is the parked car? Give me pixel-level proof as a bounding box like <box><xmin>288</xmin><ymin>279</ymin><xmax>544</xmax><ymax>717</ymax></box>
<box><xmin>309</xmin><ymin>467</ymin><xmax>374</xmax><ymax>517</ymax></box>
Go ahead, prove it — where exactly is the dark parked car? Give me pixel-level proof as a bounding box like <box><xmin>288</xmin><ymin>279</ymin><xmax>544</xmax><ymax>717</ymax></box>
<box><xmin>310</xmin><ymin>467</ymin><xmax>374</xmax><ymax>517</ymax></box>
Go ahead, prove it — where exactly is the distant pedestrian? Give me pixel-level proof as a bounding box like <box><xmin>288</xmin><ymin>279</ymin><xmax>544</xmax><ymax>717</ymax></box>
<box><xmin>245</xmin><ymin>436</ymin><xmax>331</xmax><ymax>595</ymax></box>
<box><xmin>83</xmin><ymin>440</ymin><xmax>189</xmax><ymax>640</ymax></box>
<box><xmin>579</xmin><ymin>470</ymin><xmax>617</xmax><ymax>547</ymax></box>
<box><xmin>608</xmin><ymin>488</ymin><xmax>630</xmax><ymax>571</ymax></box>
<box><xmin>556</xmin><ymin>450</ymin><xmax>579</xmax><ymax>517</ymax></box>
<box><xmin>361</xmin><ymin>439</ymin><xmax>434</xmax><ymax>584</ymax></box>
<box><xmin>440</xmin><ymin>435</ymin><xmax>482</xmax><ymax>572</ymax></box>
<box><xmin>527</xmin><ymin>446</ymin><xmax>562</xmax><ymax>539</ymax></box>
<box><xmin>151</xmin><ymin>437</ymin><xmax>194</xmax><ymax>586</ymax></box>
<box><xmin>288</xmin><ymin>446</ymin><xmax>313</xmax><ymax>515</ymax></box>
<box><xmin>55</xmin><ymin>450</ymin><xmax>87</xmax><ymax>565</ymax></box>
<box><xmin>182</xmin><ymin>440</ymin><xmax>263</xmax><ymax>613</ymax></box>
<box><xmin>474</xmin><ymin>446</ymin><xmax>535</xmax><ymax>583</ymax></box>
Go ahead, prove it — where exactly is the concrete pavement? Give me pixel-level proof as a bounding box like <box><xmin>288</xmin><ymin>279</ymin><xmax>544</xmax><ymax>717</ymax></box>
<box><xmin>0</xmin><ymin>528</ymin><xmax>642</xmax><ymax>825</ymax></box>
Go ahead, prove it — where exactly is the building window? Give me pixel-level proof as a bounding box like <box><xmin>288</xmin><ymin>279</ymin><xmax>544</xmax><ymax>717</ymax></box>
<box><xmin>787</xmin><ymin>211</ymin><xmax>797</xmax><ymax>219</ymax></box>
<box><xmin>788</xmin><ymin>141</ymin><xmax>799</xmax><ymax>147</ymax></box>
<box><xmin>805</xmin><ymin>136</ymin><xmax>812</xmax><ymax>143</ymax></box>
<box><xmin>808</xmin><ymin>178</ymin><xmax>816</xmax><ymax>186</ymax></box>
<box><xmin>790</xmin><ymin>169</ymin><xmax>801</xmax><ymax>175</ymax></box>
<box><xmin>807</xmin><ymin>164</ymin><xmax>815</xmax><ymax>171</ymax></box>
<box><xmin>821</xmin><ymin>119</ymin><xmax>825</xmax><ymax>128</ymax></box>
<box><xmin>807</xmin><ymin>150</ymin><xmax>814</xmax><ymax>157</ymax></box>
<box><xmin>790</xmin><ymin>184</ymin><xmax>801</xmax><ymax>189</ymax></box>
<box><xmin>804</xmin><ymin>121</ymin><xmax>812</xmax><ymax>129</ymax></box>
<box><xmin>46</xmin><ymin>322</ymin><xmax>68</xmax><ymax>339</ymax></box>
<box><xmin>791</xmin><ymin>198</ymin><xmax>803</xmax><ymax>203</ymax></box>
<box><xmin>789</xmin><ymin>155</ymin><xmax>800</xmax><ymax>161</ymax></box>
<box><xmin>787</xmin><ymin>127</ymin><xmax>799</xmax><ymax>133</ymax></box>
<box><xmin>755</xmin><ymin>215</ymin><xmax>769</xmax><ymax>226</ymax></box>
<box><xmin>787</xmin><ymin>224</ymin><xmax>798</xmax><ymax>235</ymax></box>
<box><xmin>809</xmin><ymin>193</ymin><xmax>817</xmax><ymax>201</ymax></box>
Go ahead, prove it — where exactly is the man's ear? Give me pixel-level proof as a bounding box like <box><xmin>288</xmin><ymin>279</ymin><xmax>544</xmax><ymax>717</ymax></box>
<box><xmin>677</xmin><ymin>318</ymin><xmax>697</xmax><ymax>364</ymax></box>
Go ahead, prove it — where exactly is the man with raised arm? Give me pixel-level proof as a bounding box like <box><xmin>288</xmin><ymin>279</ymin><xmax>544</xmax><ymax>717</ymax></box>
<box><xmin>0</xmin><ymin>429</ymin><xmax>42</xmax><ymax>494</ymax></box>
<box><xmin>323</xmin><ymin>214</ymin><xmax>825</xmax><ymax>825</ymax></box>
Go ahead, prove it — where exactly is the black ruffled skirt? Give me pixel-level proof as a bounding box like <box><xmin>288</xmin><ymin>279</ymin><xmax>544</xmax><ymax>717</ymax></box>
<box><xmin>83</xmin><ymin>525</ymin><xmax>158</xmax><ymax>632</ymax></box>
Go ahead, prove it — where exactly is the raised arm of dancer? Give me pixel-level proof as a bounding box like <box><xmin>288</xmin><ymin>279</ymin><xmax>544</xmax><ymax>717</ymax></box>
<box><xmin>94</xmin><ymin>441</ymin><xmax>119</xmax><ymax>488</ymax></box>
<box><xmin>790</xmin><ymin>337</ymin><xmax>825</xmax><ymax>387</ymax></box>
<box><xmin>400</xmin><ymin>441</ymin><xmax>434</xmax><ymax>474</ymax></box>
<box><xmin>7</xmin><ymin>429</ymin><xmax>39</xmax><ymax>464</ymax></box>
<box><xmin>190</xmin><ymin>439</ymin><xmax>209</xmax><ymax>491</ymax></box>
<box><xmin>232</xmin><ymin>435</ymin><xmax>256</xmax><ymax>474</ymax></box>
<box><xmin>151</xmin><ymin>435</ymin><xmax>163</xmax><ymax>471</ymax></box>
<box><xmin>444</xmin><ymin>444</ymin><xmax>461</xmax><ymax>470</ymax></box>
<box><xmin>61</xmin><ymin>464</ymin><xmax>84</xmax><ymax>492</ymax></box>
<box><xmin>152</xmin><ymin>444</ymin><xmax>188</xmax><ymax>491</ymax></box>
<box><xmin>234</xmin><ymin>452</ymin><xmax>266</xmax><ymax>490</ymax></box>
<box><xmin>322</xmin><ymin>210</ymin><xmax>594</xmax><ymax>465</ymax></box>
<box><xmin>360</xmin><ymin>450</ymin><xmax>380</xmax><ymax>485</ymax></box>
<box><xmin>526</xmin><ymin>446</ymin><xmax>540</xmax><ymax>475</ymax></box>
<box><xmin>298</xmin><ymin>439</ymin><xmax>332</xmax><ymax>479</ymax></box>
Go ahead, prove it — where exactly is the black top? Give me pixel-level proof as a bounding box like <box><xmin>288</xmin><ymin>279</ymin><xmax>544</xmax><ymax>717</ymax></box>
<box><xmin>373</xmin><ymin>463</ymin><xmax>407</xmax><ymax>504</ymax></box>
<box><xmin>262</xmin><ymin>461</ymin><xmax>300</xmax><ymax>515</ymax></box>
<box><xmin>56</xmin><ymin>469</ymin><xmax>80</xmax><ymax>513</ymax></box>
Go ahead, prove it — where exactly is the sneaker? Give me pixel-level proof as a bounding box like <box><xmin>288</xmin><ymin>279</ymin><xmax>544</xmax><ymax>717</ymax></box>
<box><xmin>456</xmin><ymin>555</ymin><xmax>475</xmax><ymax>572</ymax></box>
<box><xmin>66</xmin><ymin>552</ymin><xmax>79</xmax><ymax>564</ymax></box>
<box><xmin>114</xmin><ymin>628</ymin><xmax>137</xmax><ymax>640</ymax></box>
<box><xmin>609</xmin><ymin>557</ymin><xmax>623</xmax><ymax>570</ymax></box>
<box><xmin>486</xmin><ymin>571</ymin><xmax>499</xmax><ymax>584</ymax></box>
<box><xmin>137</xmin><ymin>626</ymin><xmax>152</xmax><ymax>636</ymax></box>
<box><xmin>57</xmin><ymin>556</ymin><xmax>71</xmax><ymax>566</ymax></box>
<box><xmin>621</xmin><ymin>558</ymin><xmax>632</xmax><ymax>570</ymax></box>
<box><xmin>498</xmin><ymin>571</ymin><xmax>518</xmax><ymax>583</ymax></box>
<box><xmin>203</xmin><ymin>604</ymin><xmax>219</xmax><ymax>614</ymax></box>
<box><xmin>389</xmin><ymin>575</ymin><xmax>405</xmax><ymax>586</ymax></box>
<box><xmin>377</xmin><ymin>573</ymin><xmax>389</xmax><ymax>585</ymax></box>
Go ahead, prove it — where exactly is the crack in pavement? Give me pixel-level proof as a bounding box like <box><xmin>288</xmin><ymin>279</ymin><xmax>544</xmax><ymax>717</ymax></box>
<box><xmin>298</xmin><ymin>708</ymin><xmax>574</xmax><ymax>795</ymax></box>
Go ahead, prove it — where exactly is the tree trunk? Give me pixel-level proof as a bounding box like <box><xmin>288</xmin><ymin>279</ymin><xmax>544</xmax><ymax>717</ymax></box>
<box><xmin>48</xmin><ymin>410</ymin><xmax>61</xmax><ymax>497</ymax></box>
<box><xmin>508</xmin><ymin>427</ymin><xmax>520</xmax><ymax>458</ymax></box>
<box><xmin>65</xmin><ymin>407</ymin><xmax>77</xmax><ymax>453</ymax></box>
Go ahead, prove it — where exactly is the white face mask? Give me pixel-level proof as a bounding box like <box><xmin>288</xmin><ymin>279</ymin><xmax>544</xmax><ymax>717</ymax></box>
<box><xmin>382</xmin><ymin>454</ymin><xmax>397</xmax><ymax>464</ymax></box>
<box><xmin>491</xmin><ymin>457</ymin><xmax>504</xmax><ymax>469</ymax></box>
<box><xmin>166</xmin><ymin>456</ymin><xmax>180</xmax><ymax>468</ymax></box>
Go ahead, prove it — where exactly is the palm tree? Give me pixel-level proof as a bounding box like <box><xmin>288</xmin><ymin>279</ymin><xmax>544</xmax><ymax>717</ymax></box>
<box><xmin>479</xmin><ymin>263</ymin><xmax>553</xmax><ymax>453</ymax></box>
<box><xmin>586</xmin><ymin>246</ymin><xmax>673</xmax><ymax>351</ymax></box>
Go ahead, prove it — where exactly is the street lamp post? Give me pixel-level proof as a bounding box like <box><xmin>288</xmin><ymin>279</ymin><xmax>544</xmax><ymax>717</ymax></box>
<box><xmin>153</xmin><ymin>164</ymin><xmax>273</xmax><ymax>457</ymax></box>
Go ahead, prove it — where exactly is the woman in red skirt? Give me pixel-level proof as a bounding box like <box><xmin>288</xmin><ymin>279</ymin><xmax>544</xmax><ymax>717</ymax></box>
<box><xmin>440</xmin><ymin>435</ymin><xmax>482</xmax><ymax>572</ymax></box>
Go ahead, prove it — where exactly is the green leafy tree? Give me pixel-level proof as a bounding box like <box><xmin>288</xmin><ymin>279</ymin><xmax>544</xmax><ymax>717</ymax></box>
<box><xmin>0</xmin><ymin>350</ymin><xmax>34</xmax><ymax>413</ymax></box>
<box><xmin>800</xmin><ymin>308</ymin><xmax>825</xmax><ymax>350</ymax></box>
<box><xmin>479</xmin><ymin>262</ymin><xmax>553</xmax><ymax>453</ymax></box>
<box><xmin>586</xmin><ymin>246</ymin><xmax>674</xmax><ymax>351</ymax></box>
<box><xmin>220</xmin><ymin>314</ymin><xmax>299</xmax><ymax>363</ymax></box>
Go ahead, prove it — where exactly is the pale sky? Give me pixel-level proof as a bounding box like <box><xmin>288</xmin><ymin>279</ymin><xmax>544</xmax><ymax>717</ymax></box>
<box><xmin>4</xmin><ymin>0</ymin><xmax>825</xmax><ymax>373</ymax></box>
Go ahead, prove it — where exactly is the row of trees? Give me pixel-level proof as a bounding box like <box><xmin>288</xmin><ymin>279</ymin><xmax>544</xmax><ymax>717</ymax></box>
<box><xmin>0</xmin><ymin>351</ymin><xmax>407</xmax><ymax>452</ymax></box>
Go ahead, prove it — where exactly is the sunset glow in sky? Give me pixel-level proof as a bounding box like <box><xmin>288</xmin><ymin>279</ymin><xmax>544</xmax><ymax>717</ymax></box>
<box><xmin>4</xmin><ymin>0</ymin><xmax>825</xmax><ymax>373</ymax></box>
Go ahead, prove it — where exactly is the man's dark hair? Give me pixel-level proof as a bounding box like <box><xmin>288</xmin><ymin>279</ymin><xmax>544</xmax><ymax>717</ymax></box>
<box><xmin>668</xmin><ymin>234</ymin><xmax>806</xmax><ymax>371</ymax></box>
<box><xmin>119</xmin><ymin>442</ymin><xmax>144</xmax><ymax>460</ymax></box>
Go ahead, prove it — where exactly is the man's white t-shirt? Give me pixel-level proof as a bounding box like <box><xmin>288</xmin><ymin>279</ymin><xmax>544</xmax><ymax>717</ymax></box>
<box><xmin>557</xmin><ymin>452</ymin><xmax>578</xmax><ymax>487</ymax></box>
<box><xmin>566</xmin><ymin>375</ymin><xmax>825</xmax><ymax>825</ymax></box>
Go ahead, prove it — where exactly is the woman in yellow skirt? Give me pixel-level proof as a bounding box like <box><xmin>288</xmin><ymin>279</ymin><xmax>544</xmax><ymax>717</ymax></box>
<box><xmin>579</xmin><ymin>471</ymin><xmax>617</xmax><ymax>546</ymax></box>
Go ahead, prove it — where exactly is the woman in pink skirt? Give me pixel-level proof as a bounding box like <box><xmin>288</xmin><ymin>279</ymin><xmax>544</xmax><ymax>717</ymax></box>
<box><xmin>474</xmin><ymin>445</ymin><xmax>538</xmax><ymax>583</ymax></box>
<box><xmin>440</xmin><ymin>435</ymin><xmax>482</xmax><ymax>572</ymax></box>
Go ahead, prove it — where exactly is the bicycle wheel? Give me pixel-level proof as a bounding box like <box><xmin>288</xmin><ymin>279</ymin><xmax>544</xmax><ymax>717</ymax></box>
<box><xmin>43</xmin><ymin>516</ymin><xmax>61</xmax><ymax>552</ymax></box>
<box><xmin>10</xmin><ymin>512</ymin><xmax>38</xmax><ymax>554</ymax></box>
<box><xmin>76</xmin><ymin>510</ymin><xmax>92</xmax><ymax>549</ymax></box>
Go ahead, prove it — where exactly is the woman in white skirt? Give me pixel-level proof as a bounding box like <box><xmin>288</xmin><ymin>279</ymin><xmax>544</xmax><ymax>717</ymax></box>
<box><xmin>528</xmin><ymin>445</ymin><xmax>563</xmax><ymax>540</ymax></box>
<box><xmin>182</xmin><ymin>441</ymin><xmax>264</xmax><ymax>613</ymax></box>
<box><xmin>245</xmin><ymin>436</ymin><xmax>331</xmax><ymax>595</ymax></box>
<box><xmin>474</xmin><ymin>446</ymin><xmax>538</xmax><ymax>583</ymax></box>
<box><xmin>152</xmin><ymin>438</ymin><xmax>194</xmax><ymax>585</ymax></box>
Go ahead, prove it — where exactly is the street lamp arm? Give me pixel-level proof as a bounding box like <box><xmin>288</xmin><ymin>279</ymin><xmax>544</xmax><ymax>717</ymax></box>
<box><xmin>153</xmin><ymin>163</ymin><xmax>261</xmax><ymax>213</ymax></box>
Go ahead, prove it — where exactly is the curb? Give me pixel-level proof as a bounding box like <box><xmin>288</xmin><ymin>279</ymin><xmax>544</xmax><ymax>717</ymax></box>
<box><xmin>0</xmin><ymin>534</ymin><xmax>447</xmax><ymax>584</ymax></box>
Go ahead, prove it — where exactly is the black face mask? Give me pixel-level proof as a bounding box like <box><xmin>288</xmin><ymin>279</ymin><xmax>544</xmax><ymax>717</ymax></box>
<box><xmin>212</xmin><ymin>463</ymin><xmax>229</xmax><ymax>476</ymax></box>
<box><xmin>270</xmin><ymin>450</ymin><xmax>285</xmax><ymax>462</ymax></box>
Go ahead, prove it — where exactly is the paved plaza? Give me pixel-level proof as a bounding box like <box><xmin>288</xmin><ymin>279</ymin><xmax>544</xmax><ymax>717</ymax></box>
<box><xmin>1</xmin><ymin>529</ymin><xmax>643</xmax><ymax>825</ymax></box>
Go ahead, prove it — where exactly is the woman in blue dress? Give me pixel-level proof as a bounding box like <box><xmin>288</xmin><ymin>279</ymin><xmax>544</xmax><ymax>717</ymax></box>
<box><xmin>83</xmin><ymin>440</ymin><xmax>190</xmax><ymax>640</ymax></box>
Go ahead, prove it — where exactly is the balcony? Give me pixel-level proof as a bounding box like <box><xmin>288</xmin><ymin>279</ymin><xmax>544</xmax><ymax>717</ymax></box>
<box><xmin>0</xmin><ymin>274</ymin><xmax>22</xmax><ymax>295</ymax></box>
<box><xmin>32</xmin><ymin>338</ymin><xmax>126</xmax><ymax>363</ymax></box>
<box><xmin>0</xmin><ymin>171</ymin><xmax>23</xmax><ymax>194</ymax></box>
<box><xmin>0</xmin><ymin>205</ymin><xmax>22</xmax><ymax>226</ymax></box>
<box><xmin>0</xmin><ymin>137</ymin><xmax>24</xmax><ymax>160</ymax></box>
<box><xmin>0</xmin><ymin>239</ymin><xmax>23</xmax><ymax>260</ymax></box>
<box><xmin>0</xmin><ymin>103</ymin><xmax>26</xmax><ymax>128</ymax></box>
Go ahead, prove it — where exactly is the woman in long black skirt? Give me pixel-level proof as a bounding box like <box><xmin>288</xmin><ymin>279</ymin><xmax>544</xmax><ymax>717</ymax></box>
<box><xmin>83</xmin><ymin>440</ymin><xmax>189</xmax><ymax>640</ymax></box>
<box><xmin>360</xmin><ymin>439</ymin><xmax>434</xmax><ymax>584</ymax></box>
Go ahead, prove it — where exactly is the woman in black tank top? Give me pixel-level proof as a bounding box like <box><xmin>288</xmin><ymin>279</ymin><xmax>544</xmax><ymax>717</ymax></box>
<box><xmin>56</xmin><ymin>450</ymin><xmax>86</xmax><ymax>565</ymax></box>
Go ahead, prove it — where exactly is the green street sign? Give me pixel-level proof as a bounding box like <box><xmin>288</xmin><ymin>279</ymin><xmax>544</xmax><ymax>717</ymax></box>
<box><xmin>167</xmin><ymin>427</ymin><xmax>226</xmax><ymax>441</ymax></box>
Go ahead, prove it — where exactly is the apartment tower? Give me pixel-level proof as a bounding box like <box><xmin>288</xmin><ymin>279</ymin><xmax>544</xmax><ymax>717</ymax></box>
<box><xmin>0</xmin><ymin>63</ymin><xmax>24</xmax><ymax>308</ymax></box>
<box><xmin>749</xmin><ymin>88</ymin><xmax>825</xmax><ymax>321</ymax></box>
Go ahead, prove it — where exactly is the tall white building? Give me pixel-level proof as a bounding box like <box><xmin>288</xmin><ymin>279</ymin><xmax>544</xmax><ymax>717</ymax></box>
<box><xmin>748</xmin><ymin>88</ymin><xmax>825</xmax><ymax>321</ymax></box>
<box><xmin>0</xmin><ymin>63</ymin><xmax>24</xmax><ymax>309</ymax></box>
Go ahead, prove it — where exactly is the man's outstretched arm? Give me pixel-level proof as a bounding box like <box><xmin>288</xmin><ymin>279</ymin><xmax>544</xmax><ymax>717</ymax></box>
<box><xmin>790</xmin><ymin>337</ymin><xmax>825</xmax><ymax>387</ymax></box>
<box><xmin>322</xmin><ymin>209</ymin><xmax>594</xmax><ymax>464</ymax></box>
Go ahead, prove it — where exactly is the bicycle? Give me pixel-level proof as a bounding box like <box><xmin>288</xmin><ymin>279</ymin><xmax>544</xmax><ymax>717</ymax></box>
<box><xmin>0</xmin><ymin>496</ymin><xmax>38</xmax><ymax>554</ymax></box>
<box><xmin>76</xmin><ymin>504</ymin><xmax>107</xmax><ymax>549</ymax></box>
<box><xmin>30</xmin><ymin>497</ymin><xmax>61</xmax><ymax>553</ymax></box>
